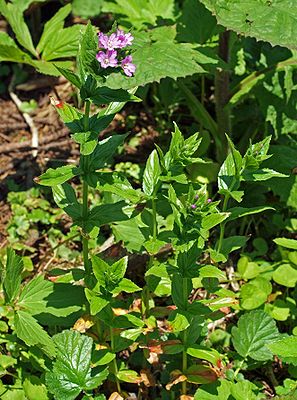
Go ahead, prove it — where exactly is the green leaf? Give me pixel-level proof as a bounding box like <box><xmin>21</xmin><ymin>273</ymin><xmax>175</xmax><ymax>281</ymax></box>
<box><xmin>14</xmin><ymin>310</ymin><xmax>55</xmax><ymax>357</ymax></box>
<box><xmin>37</xmin><ymin>4</ymin><xmax>71</xmax><ymax>54</ymax></box>
<box><xmin>187</xmin><ymin>345</ymin><xmax>221</xmax><ymax>365</ymax></box>
<box><xmin>274</xmin><ymin>238</ymin><xmax>297</xmax><ymax>250</ymax></box>
<box><xmin>242</xmin><ymin>168</ymin><xmax>287</xmax><ymax>181</ymax></box>
<box><xmin>77</xmin><ymin>21</ymin><xmax>98</xmax><ymax>82</ymax></box>
<box><xmin>89</xmin><ymin>134</ymin><xmax>128</xmax><ymax>171</ymax></box>
<box><xmin>42</xmin><ymin>25</ymin><xmax>83</xmax><ymax>61</ymax></box>
<box><xmin>89</xmin><ymin>86</ymin><xmax>140</xmax><ymax>105</ymax></box>
<box><xmin>52</xmin><ymin>183</ymin><xmax>82</xmax><ymax>220</ymax></box>
<box><xmin>177</xmin><ymin>0</ymin><xmax>217</xmax><ymax>44</ymax></box>
<box><xmin>102</xmin><ymin>0</ymin><xmax>175</xmax><ymax>29</ymax></box>
<box><xmin>54</xmin><ymin>66</ymin><xmax>81</xmax><ymax>88</ymax></box>
<box><xmin>18</xmin><ymin>275</ymin><xmax>53</xmax><ymax>315</ymax></box>
<box><xmin>240</xmin><ymin>277</ymin><xmax>272</xmax><ymax>310</ymax></box>
<box><xmin>72</xmin><ymin>131</ymin><xmax>98</xmax><ymax>156</ymax></box>
<box><xmin>227</xmin><ymin>206</ymin><xmax>274</xmax><ymax>222</ymax></box>
<box><xmin>46</xmin><ymin>330</ymin><xmax>108</xmax><ymax>400</ymax></box>
<box><xmin>72</xmin><ymin>0</ymin><xmax>104</xmax><ymax>18</ymax></box>
<box><xmin>85</xmin><ymin>289</ymin><xmax>109</xmax><ymax>315</ymax></box>
<box><xmin>117</xmin><ymin>369</ymin><xmax>141</xmax><ymax>384</ymax></box>
<box><xmin>200</xmin><ymin>0</ymin><xmax>297</xmax><ymax>49</ymax></box>
<box><xmin>273</xmin><ymin>264</ymin><xmax>297</xmax><ymax>288</ymax></box>
<box><xmin>142</xmin><ymin>150</ymin><xmax>161</xmax><ymax>196</ymax></box>
<box><xmin>201</xmin><ymin>213</ymin><xmax>229</xmax><ymax>231</ymax></box>
<box><xmin>194</xmin><ymin>379</ymin><xmax>231</xmax><ymax>400</ymax></box>
<box><xmin>85</xmin><ymin>201</ymin><xmax>129</xmax><ymax>233</ymax></box>
<box><xmin>105</xmin><ymin>27</ymin><xmax>212</xmax><ymax>90</ymax></box>
<box><xmin>0</xmin><ymin>0</ymin><xmax>36</xmax><ymax>56</ymax></box>
<box><xmin>0</xmin><ymin>32</ymin><xmax>33</xmax><ymax>63</ymax></box>
<box><xmin>199</xmin><ymin>265</ymin><xmax>226</xmax><ymax>281</ymax></box>
<box><xmin>172</xmin><ymin>275</ymin><xmax>192</xmax><ymax>310</ymax></box>
<box><xmin>231</xmin><ymin>310</ymin><xmax>279</xmax><ymax>361</ymax></box>
<box><xmin>23</xmin><ymin>376</ymin><xmax>48</xmax><ymax>400</ymax></box>
<box><xmin>3</xmin><ymin>248</ymin><xmax>23</xmax><ymax>303</ymax></box>
<box><xmin>36</xmin><ymin>165</ymin><xmax>81</xmax><ymax>186</ymax></box>
<box><xmin>268</xmin><ymin>336</ymin><xmax>297</xmax><ymax>366</ymax></box>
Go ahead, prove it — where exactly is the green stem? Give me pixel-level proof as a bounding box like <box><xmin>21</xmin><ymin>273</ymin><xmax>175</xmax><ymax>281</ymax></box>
<box><xmin>110</xmin><ymin>326</ymin><xmax>121</xmax><ymax>393</ymax></box>
<box><xmin>82</xmin><ymin>100</ymin><xmax>91</xmax><ymax>275</ymax></box>
<box><xmin>217</xmin><ymin>192</ymin><xmax>230</xmax><ymax>254</ymax></box>
<box><xmin>182</xmin><ymin>278</ymin><xmax>188</xmax><ymax>395</ymax></box>
<box><xmin>152</xmin><ymin>197</ymin><xmax>157</xmax><ymax>240</ymax></box>
<box><xmin>234</xmin><ymin>358</ymin><xmax>245</xmax><ymax>378</ymax></box>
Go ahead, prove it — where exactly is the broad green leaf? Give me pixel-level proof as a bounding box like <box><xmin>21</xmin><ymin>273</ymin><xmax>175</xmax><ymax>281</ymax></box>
<box><xmin>36</xmin><ymin>165</ymin><xmax>81</xmax><ymax>186</ymax></box>
<box><xmin>32</xmin><ymin>60</ymin><xmax>73</xmax><ymax>76</ymax></box>
<box><xmin>273</xmin><ymin>264</ymin><xmax>297</xmax><ymax>287</ymax></box>
<box><xmin>102</xmin><ymin>0</ymin><xmax>175</xmax><ymax>29</ymax></box>
<box><xmin>0</xmin><ymin>0</ymin><xmax>36</xmax><ymax>56</ymax></box>
<box><xmin>85</xmin><ymin>289</ymin><xmax>109</xmax><ymax>315</ymax></box>
<box><xmin>23</xmin><ymin>376</ymin><xmax>48</xmax><ymax>400</ymax></box>
<box><xmin>105</xmin><ymin>27</ymin><xmax>213</xmax><ymax>90</ymax></box>
<box><xmin>89</xmin><ymin>134</ymin><xmax>128</xmax><ymax>171</ymax></box>
<box><xmin>201</xmin><ymin>213</ymin><xmax>229</xmax><ymax>231</ymax></box>
<box><xmin>46</xmin><ymin>330</ymin><xmax>108</xmax><ymax>399</ymax></box>
<box><xmin>3</xmin><ymin>248</ymin><xmax>23</xmax><ymax>303</ymax></box>
<box><xmin>171</xmin><ymin>275</ymin><xmax>192</xmax><ymax>310</ymax></box>
<box><xmin>52</xmin><ymin>183</ymin><xmax>82</xmax><ymax>220</ymax></box>
<box><xmin>199</xmin><ymin>265</ymin><xmax>226</xmax><ymax>281</ymax></box>
<box><xmin>77</xmin><ymin>21</ymin><xmax>98</xmax><ymax>82</ymax></box>
<box><xmin>194</xmin><ymin>379</ymin><xmax>231</xmax><ymax>400</ymax></box>
<box><xmin>18</xmin><ymin>275</ymin><xmax>53</xmax><ymax>315</ymax></box>
<box><xmin>72</xmin><ymin>0</ymin><xmax>104</xmax><ymax>18</ymax></box>
<box><xmin>142</xmin><ymin>149</ymin><xmax>161</xmax><ymax>196</ymax></box>
<box><xmin>227</xmin><ymin>206</ymin><xmax>274</xmax><ymax>221</ymax></box>
<box><xmin>240</xmin><ymin>277</ymin><xmax>272</xmax><ymax>310</ymax></box>
<box><xmin>231</xmin><ymin>310</ymin><xmax>279</xmax><ymax>361</ymax></box>
<box><xmin>242</xmin><ymin>168</ymin><xmax>287</xmax><ymax>181</ymax></box>
<box><xmin>177</xmin><ymin>0</ymin><xmax>217</xmax><ymax>44</ymax></box>
<box><xmin>268</xmin><ymin>336</ymin><xmax>297</xmax><ymax>366</ymax></box>
<box><xmin>186</xmin><ymin>364</ymin><xmax>218</xmax><ymax>384</ymax></box>
<box><xmin>187</xmin><ymin>345</ymin><xmax>221</xmax><ymax>365</ymax></box>
<box><xmin>0</xmin><ymin>32</ymin><xmax>32</xmax><ymax>63</ymax></box>
<box><xmin>54</xmin><ymin>66</ymin><xmax>81</xmax><ymax>88</ymax></box>
<box><xmin>274</xmin><ymin>238</ymin><xmax>297</xmax><ymax>250</ymax></box>
<box><xmin>72</xmin><ymin>131</ymin><xmax>98</xmax><ymax>156</ymax></box>
<box><xmin>51</xmin><ymin>101</ymin><xmax>83</xmax><ymax>133</ymax></box>
<box><xmin>200</xmin><ymin>0</ymin><xmax>297</xmax><ymax>49</ymax></box>
<box><xmin>230</xmin><ymin>380</ymin><xmax>258</xmax><ymax>400</ymax></box>
<box><xmin>112</xmin><ymin>278</ymin><xmax>141</xmax><ymax>294</ymax></box>
<box><xmin>42</xmin><ymin>25</ymin><xmax>83</xmax><ymax>61</ymax></box>
<box><xmin>37</xmin><ymin>5</ymin><xmax>71</xmax><ymax>54</ymax></box>
<box><xmin>14</xmin><ymin>310</ymin><xmax>55</xmax><ymax>357</ymax></box>
<box><xmin>89</xmin><ymin>86</ymin><xmax>140</xmax><ymax>105</ymax></box>
<box><xmin>219</xmin><ymin>236</ymin><xmax>248</xmax><ymax>260</ymax></box>
<box><xmin>85</xmin><ymin>201</ymin><xmax>129</xmax><ymax>233</ymax></box>
<box><xmin>117</xmin><ymin>369</ymin><xmax>141</xmax><ymax>383</ymax></box>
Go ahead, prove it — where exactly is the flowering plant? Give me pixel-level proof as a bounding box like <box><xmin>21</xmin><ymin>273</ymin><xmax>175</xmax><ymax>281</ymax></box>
<box><xmin>96</xmin><ymin>29</ymin><xmax>136</xmax><ymax>76</ymax></box>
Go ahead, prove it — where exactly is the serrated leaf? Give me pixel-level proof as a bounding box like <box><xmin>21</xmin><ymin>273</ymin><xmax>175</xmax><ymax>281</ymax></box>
<box><xmin>46</xmin><ymin>330</ymin><xmax>108</xmax><ymax>399</ymax></box>
<box><xmin>201</xmin><ymin>213</ymin><xmax>229</xmax><ymax>231</ymax></box>
<box><xmin>55</xmin><ymin>66</ymin><xmax>81</xmax><ymax>88</ymax></box>
<box><xmin>231</xmin><ymin>310</ymin><xmax>279</xmax><ymax>361</ymax></box>
<box><xmin>36</xmin><ymin>165</ymin><xmax>81</xmax><ymax>187</ymax></box>
<box><xmin>18</xmin><ymin>275</ymin><xmax>53</xmax><ymax>315</ymax></box>
<box><xmin>102</xmin><ymin>0</ymin><xmax>175</xmax><ymax>29</ymax></box>
<box><xmin>14</xmin><ymin>310</ymin><xmax>55</xmax><ymax>357</ymax></box>
<box><xmin>200</xmin><ymin>0</ymin><xmax>297</xmax><ymax>49</ymax></box>
<box><xmin>142</xmin><ymin>149</ymin><xmax>161</xmax><ymax>196</ymax></box>
<box><xmin>77</xmin><ymin>21</ymin><xmax>98</xmax><ymax>82</ymax></box>
<box><xmin>243</xmin><ymin>168</ymin><xmax>287</xmax><ymax>181</ymax></box>
<box><xmin>268</xmin><ymin>336</ymin><xmax>297</xmax><ymax>366</ymax></box>
<box><xmin>227</xmin><ymin>206</ymin><xmax>274</xmax><ymax>221</ymax></box>
<box><xmin>37</xmin><ymin>4</ymin><xmax>71</xmax><ymax>54</ymax></box>
<box><xmin>105</xmin><ymin>27</ymin><xmax>213</xmax><ymax>90</ymax></box>
<box><xmin>3</xmin><ymin>248</ymin><xmax>23</xmax><ymax>303</ymax></box>
<box><xmin>0</xmin><ymin>0</ymin><xmax>36</xmax><ymax>56</ymax></box>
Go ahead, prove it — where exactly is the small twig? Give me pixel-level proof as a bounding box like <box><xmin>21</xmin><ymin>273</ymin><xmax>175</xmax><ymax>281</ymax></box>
<box><xmin>207</xmin><ymin>312</ymin><xmax>237</xmax><ymax>331</ymax></box>
<box><xmin>9</xmin><ymin>77</ymin><xmax>39</xmax><ymax>158</ymax></box>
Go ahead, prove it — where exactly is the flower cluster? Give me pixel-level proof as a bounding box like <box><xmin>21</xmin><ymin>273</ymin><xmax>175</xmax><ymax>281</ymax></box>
<box><xmin>96</xmin><ymin>29</ymin><xmax>136</xmax><ymax>77</ymax></box>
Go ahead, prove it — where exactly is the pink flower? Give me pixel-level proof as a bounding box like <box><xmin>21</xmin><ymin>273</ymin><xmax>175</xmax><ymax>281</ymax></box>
<box><xmin>96</xmin><ymin>50</ymin><xmax>118</xmax><ymax>68</ymax></box>
<box><xmin>121</xmin><ymin>55</ymin><xmax>136</xmax><ymax>77</ymax></box>
<box><xmin>116</xmin><ymin>29</ymin><xmax>134</xmax><ymax>48</ymax></box>
<box><xmin>98</xmin><ymin>32</ymin><xmax>120</xmax><ymax>50</ymax></box>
